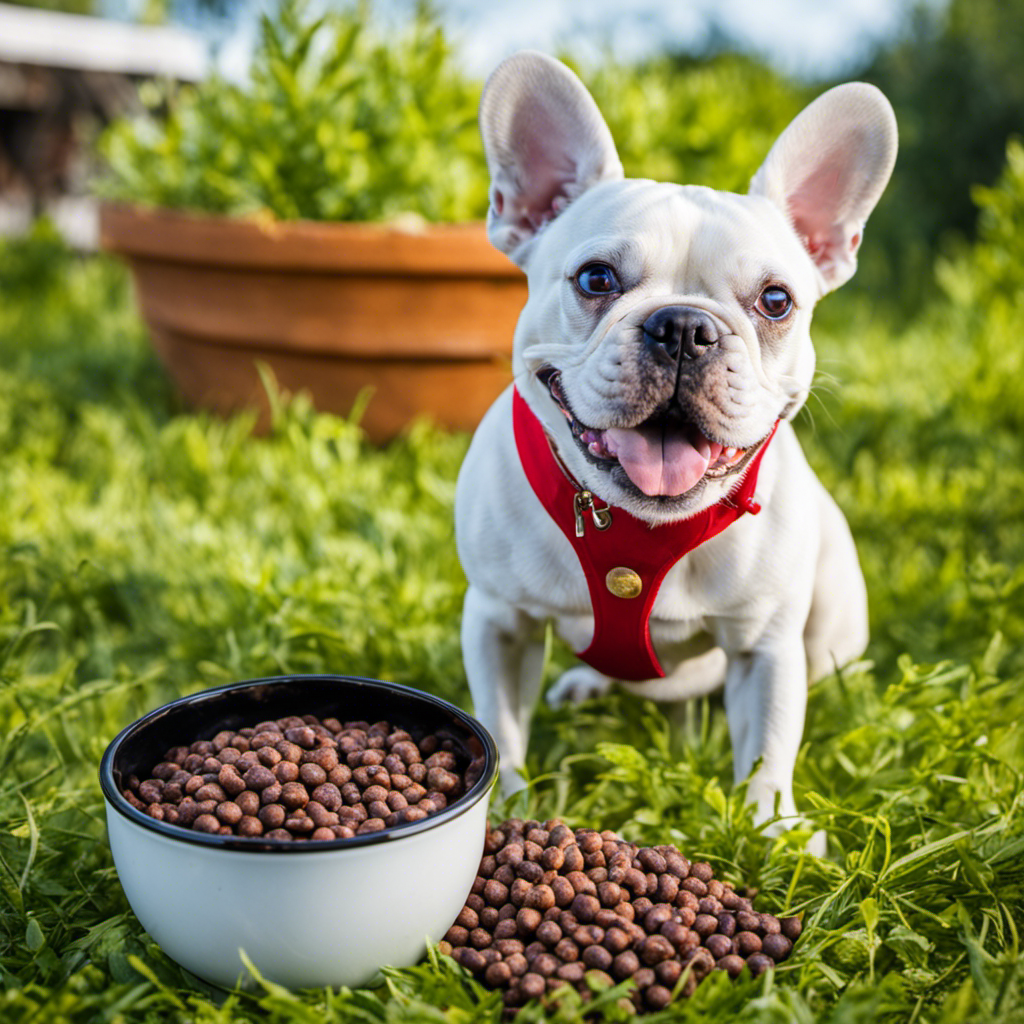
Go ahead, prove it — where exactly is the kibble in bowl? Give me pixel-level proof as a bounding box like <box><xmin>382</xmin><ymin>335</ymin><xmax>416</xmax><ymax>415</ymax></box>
<box><xmin>99</xmin><ymin>675</ymin><xmax>498</xmax><ymax>990</ymax></box>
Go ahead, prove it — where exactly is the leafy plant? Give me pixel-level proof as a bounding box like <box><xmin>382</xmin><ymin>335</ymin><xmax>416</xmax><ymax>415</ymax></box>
<box><xmin>96</xmin><ymin>0</ymin><xmax>489</xmax><ymax>222</ymax></box>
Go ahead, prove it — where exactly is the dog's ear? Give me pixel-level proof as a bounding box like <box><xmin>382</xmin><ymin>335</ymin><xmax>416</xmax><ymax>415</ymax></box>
<box><xmin>479</xmin><ymin>51</ymin><xmax>624</xmax><ymax>267</ymax></box>
<box><xmin>749</xmin><ymin>83</ymin><xmax>897</xmax><ymax>294</ymax></box>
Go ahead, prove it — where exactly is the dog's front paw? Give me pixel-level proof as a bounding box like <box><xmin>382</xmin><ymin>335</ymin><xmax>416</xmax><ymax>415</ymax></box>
<box><xmin>546</xmin><ymin>666</ymin><xmax>613</xmax><ymax>707</ymax></box>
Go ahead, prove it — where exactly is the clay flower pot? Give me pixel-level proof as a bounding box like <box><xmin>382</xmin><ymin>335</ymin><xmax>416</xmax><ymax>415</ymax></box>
<box><xmin>99</xmin><ymin>203</ymin><xmax>526</xmax><ymax>442</ymax></box>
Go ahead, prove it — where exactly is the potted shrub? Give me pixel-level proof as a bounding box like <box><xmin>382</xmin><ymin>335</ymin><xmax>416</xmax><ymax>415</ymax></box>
<box><xmin>96</xmin><ymin>0</ymin><xmax>525</xmax><ymax>441</ymax></box>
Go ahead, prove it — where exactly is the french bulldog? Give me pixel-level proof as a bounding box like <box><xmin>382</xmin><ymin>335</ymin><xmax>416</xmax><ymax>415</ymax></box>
<box><xmin>455</xmin><ymin>51</ymin><xmax>897</xmax><ymax>846</ymax></box>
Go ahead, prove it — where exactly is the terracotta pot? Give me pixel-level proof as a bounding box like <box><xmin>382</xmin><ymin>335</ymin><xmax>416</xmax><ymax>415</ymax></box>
<box><xmin>99</xmin><ymin>203</ymin><xmax>526</xmax><ymax>441</ymax></box>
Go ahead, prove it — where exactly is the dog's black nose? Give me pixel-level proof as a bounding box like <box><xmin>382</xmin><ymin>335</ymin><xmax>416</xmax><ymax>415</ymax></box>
<box><xmin>642</xmin><ymin>306</ymin><xmax>720</xmax><ymax>365</ymax></box>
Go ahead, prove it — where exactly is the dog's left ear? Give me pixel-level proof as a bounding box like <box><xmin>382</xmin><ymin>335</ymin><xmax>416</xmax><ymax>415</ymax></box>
<box><xmin>750</xmin><ymin>83</ymin><xmax>897</xmax><ymax>294</ymax></box>
<box><xmin>479</xmin><ymin>51</ymin><xmax>624</xmax><ymax>267</ymax></box>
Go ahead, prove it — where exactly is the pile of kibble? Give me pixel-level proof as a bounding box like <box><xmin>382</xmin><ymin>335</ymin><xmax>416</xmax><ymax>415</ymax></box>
<box><xmin>120</xmin><ymin>714</ymin><xmax>482</xmax><ymax>840</ymax></box>
<box><xmin>440</xmin><ymin>819</ymin><xmax>800</xmax><ymax>1012</ymax></box>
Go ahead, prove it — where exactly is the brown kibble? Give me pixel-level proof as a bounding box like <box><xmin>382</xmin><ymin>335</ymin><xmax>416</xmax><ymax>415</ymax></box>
<box><xmin>257</xmin><ymin>745</ymin><xmax>283</xmax><ymax>767</ymax></box>
<box><xmin>735</xmin><ymin>930</ymin><xmax>762</xmax><ymax>956</ymax></box>
<box><xmin>483</xmin><ymin>879</ymin><xmax>509</xmax><ymax>907</ymax></box>
<box><xmin>237</xmin><ymin>815</ymin><xmax>264</xmax><ymax>837</ymax></box>
<box><xmin>516</xmin><ymin>906</ymin><xmax>542</xmax><ymax>935</ymax></box>
<box><xmin>258</xmin><ymin>803</ymin><xmax>287</xmax><ymax>829</ymax></box>
<box><xmin>273</xmin><ymin>761</ymin><xmax>300</xmax><ymax>784</ymax></box>
<box><xmin>524</xmin><ymin>884</ymin><xmax>555</xmax><ymax>911</ymax></box>
<box><xmin>611</xmin><ymin>950</ymin><xmax>640</xmax><ymax>980</ymax></box>
<box><xmin>705</xmin><ymin>933</ymin><xmax>732</xmax><ymax>960</ymax></box>
<box><xmin>638</xmin><ymin>934</ymin><xmax>673</xmax><ymax>965</ymax></box>
<box><xmin>193</xmin><ymin>813</ymin><xmax>219</xmax><ymax>833</ymax></box>
<box><xmin>581</xmin><ymin>944</ymin><xmax>613</xmax><ymax>971</ymax></box>
<box><xmin>550</xmin><ymin>876</ymin><xmax>575</xmax><ymax>907</ymax></box>
<box><xmin>303</xmin><ymin>746</ymin><xmax>339</xmax><ymax>771</ymax></box>
<box><xmin>644</xmin><ymin>984</ymin><xmax>673</xmax><ymax>1010</ymax></box>
<box><xmin>218</xmin><ymin>766</ymin><xmax>246</xmax><ymax>797</ymax></box>
<box><xmin>658</xmin><ymin>920</ymin><xmax>687</xmax><ymax>947</ymax></box>
<box><xmin>540</xmin><ymin>846</ymin><xmax>565</xmax><ymax>872</ymax></box>
<box><xmin>717</xmin><ymin>954</ymin><xmax>746</xmax><ymax>978</ymax></box>
<box><xmin>570</xmin><ymin>894</ymin><xmax>600</xmax><ymax>923</ymax></box>
<box><xmin>517</xmin><ymin>860</ymin><xmax>544</xmax><ymax>884</ymax></box>
<box><xmin>781</xmin><ymin>916</ymin><xmax>803</xmax><ymax>941</ymax></box>
<box><xmin>736</xmin><ymin>910</ymin><xmax>762</xmax><ymax>933</ymax></box>
<box><xmin>299</xmin><ymin>763</ymin><xmax>327</xmax><ymax>787</ymax></box>
<box><xmin>654</xmin><ymin>874</ymin><xmax>679</xmax><ymax>904</ymax></box>
<box><xmin>562</xmin><ymin>845</ymin><xmax>585</xmax><ymax>873</ymax></box>
<box><xmin>519</xmin><ymin>972</ymin><xmax>546</xmax><ymax>1000</ymax></box>
<box><xmin>215</xmin><ymin>801</ymin><xmax>243</xmax><ymax>826</ymax></box>
<box><xmin>484</xmin><ymin>961</ymin><xmax>511</xmax><ymax>988</ymax></box>
<box><xmin>553</xmin><ymin>937</ymin><xmax>579</xmax><ymax>963</ymax></box>
<box><xmin>762</xmin><ymin>933</ymin><xmax>793</xmax><ymax>961</ymax></box>
<box><xmin>746</xmin><ymin>952</ymin><xmax>773</xmax><ymax>976</ymax></box>
<box><xmin>637</xmin><ymin>848</ymin><xmax>666</xmax><ymax>874</ymax></box>
<box><xmin>602</xmin><ymin>927</ymin><xmax>631</xmax><ymax>954</ymax></box>
<box><xmin>284</xmin><ymin>725</ymin><xmax>316</xmax><ymax>748</ymax></box>
<box><xmin>495</xmin><ymin>938</ymin><xmax>525</xmax><ymax>958</ymax></box>
<box><xmin>242</xmin><ymin>765</ymin><xmax>276</xmax><ymax>791</ymax></box>
<box><xmin>643</xmin><ymin>904</ymin><xmax>673</xmax><ymax>932</ymax></box>
<box><xmin>138</xmin><ymin>780</ymin><xmax>163</xmax><ymax>804</ymax></box>
<box><xmin>690</xmin><ymin>861</ymin><xmax>714</xmax><ymax>883</ymax></box>
<box><xmin>555</xmin><ymin>962</ymin><xmax>585</xmax><ymax>984</ymax></box>
<box><xmin>655</xmin><ymin>959</ymin><xmax>682</xmax><ymax>987</ymax></box>
<box><xmin>194</xmin><ymin>783</ymin><xmax>227</xmax><ymax>803</ymax></box>
<box><xmin>455</xmin><ymin>947</ymin><xmax>487</xmax><ymax>973</ymax></box>
<box><xmin>532</xmin><ymin>953</ymin><xmax>560</xmax><ymax>977</ymax></box>
<box><xmin>280</xmin><ymin>782</ymin><xmax>309</xmax><ymax>810</ymax></box>
<box><xmin>681</xmin><ymin>876</ymin><xmax>709</xmax><ymax>898</ymax></box>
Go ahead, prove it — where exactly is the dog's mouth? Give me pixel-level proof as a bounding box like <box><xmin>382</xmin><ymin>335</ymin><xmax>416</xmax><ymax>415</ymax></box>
<box><xmin>538</xmin><ymin>368</ymin><xmax>758</xmax><ymax>498</ymax></box>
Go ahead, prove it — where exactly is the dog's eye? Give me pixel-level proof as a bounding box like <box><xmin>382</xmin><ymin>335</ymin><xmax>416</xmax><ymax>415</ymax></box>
<box><xmin>756</xmin><ymin>286</ymin><xmax>793</xmax><ymax>320</ymax></box>
<box><xmin>575</xmin><ymin>263</ymin><xmax>621</xmax><ymax>296</ymax></box>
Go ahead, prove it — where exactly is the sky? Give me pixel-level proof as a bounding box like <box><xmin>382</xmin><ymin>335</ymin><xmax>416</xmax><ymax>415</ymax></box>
<box><xmin>438</xmin><ymin>0</ymin><xmax>935</xmax><ymax>80</ymax></box>
<box><xmin>202</xmin><ymin>0</ymin><xmax>944</xmax><ymax>84</ymax></box>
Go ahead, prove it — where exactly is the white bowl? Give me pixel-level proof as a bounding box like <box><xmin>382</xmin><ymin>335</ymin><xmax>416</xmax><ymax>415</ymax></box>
<box><xmin>99</xmin><ymin>675</ymin><xmax>498</xmax><ymax>989</ymax></box>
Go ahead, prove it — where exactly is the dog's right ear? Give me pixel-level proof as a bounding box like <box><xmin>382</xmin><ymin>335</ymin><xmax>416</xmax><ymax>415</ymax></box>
<box><xmin>479</xmin><ymin>51</ymin><xmax>623</xmax><ymax>267</ymax></box>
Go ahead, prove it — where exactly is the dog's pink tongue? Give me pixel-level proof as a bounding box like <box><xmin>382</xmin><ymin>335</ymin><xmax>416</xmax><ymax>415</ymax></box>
<box><xmin>605</xmin><ymin>425</ymin><xmax>713</xmax><ymax>496</ymax></box>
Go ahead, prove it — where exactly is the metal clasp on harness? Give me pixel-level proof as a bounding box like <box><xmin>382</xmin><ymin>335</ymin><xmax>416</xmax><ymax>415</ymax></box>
<box><xmin>573</xmin><ymin>490</ymin><xmax>613</xmax><ymax>537</ymax></box>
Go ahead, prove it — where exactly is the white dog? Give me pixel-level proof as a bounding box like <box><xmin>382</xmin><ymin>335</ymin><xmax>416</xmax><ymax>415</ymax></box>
<box><xmin>455</xmin><ymin>52</ymin><xmax>896</xmax><ymax>844</ymax></box>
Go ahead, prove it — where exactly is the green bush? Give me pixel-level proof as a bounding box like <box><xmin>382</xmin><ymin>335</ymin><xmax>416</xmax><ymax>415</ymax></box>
<box><xmin>95</xmin><ymin>5</ymin><xmax>806</xmax><ymax>225</ymax></box>
<box><xmin>97</xmin><ymin>0</ymin><xmax>489</xmax><ymax>222</ymax></box>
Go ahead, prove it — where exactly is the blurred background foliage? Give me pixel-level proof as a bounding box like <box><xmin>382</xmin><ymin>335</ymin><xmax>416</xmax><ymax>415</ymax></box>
<box><xmin>91</xmin><ymin>0</ymin><xmax>1024</xmax><ymax>320</ymax></box>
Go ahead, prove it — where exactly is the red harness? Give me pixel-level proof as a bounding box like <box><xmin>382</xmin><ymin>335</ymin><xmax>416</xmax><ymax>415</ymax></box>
<box><xmin>512</xmin><ymin>386</ymin><xmax>776</xmax><ymax>681</ymax></box>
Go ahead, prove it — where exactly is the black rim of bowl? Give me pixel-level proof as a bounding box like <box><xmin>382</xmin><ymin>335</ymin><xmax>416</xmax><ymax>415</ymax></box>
<box><xmin>99</xmin><ymin>674</ymin><xmax>499</xmax><ymax>853</ymax></box>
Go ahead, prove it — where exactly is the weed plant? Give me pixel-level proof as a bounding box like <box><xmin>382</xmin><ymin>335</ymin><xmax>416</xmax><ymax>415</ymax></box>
<box><xmin>2</xmin><ymin>158</ymin><xmax>1023</xmax><ymax>1024</ymax></box>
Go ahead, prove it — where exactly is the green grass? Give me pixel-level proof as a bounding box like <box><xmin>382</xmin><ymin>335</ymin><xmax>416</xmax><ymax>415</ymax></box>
<box><xmin>0</xmin><ymin>200</ymin><xmax>1022</xmax><ymax>1024</ymax></box>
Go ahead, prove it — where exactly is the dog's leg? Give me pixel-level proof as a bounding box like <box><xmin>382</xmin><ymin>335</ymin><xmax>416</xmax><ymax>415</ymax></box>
<box><xmin>805</xmin><ymin>481</ymin><xmax>869</xmax><ymax>681</ymax></box>
<box><xmin>723</xmin><ymin>635</ymin><xmax>825</xmax><ymax>852</ymax></box>
<box><xmin>546</xmin><ymin>665</ymin><xmax>613</xmax><ymax>707</ymax></box>
<box><xmin>548</xmin><ymin>641</ymin><xmax>727</xmax><ymax>707</ymax></box>
<box><xmin>461</xmin><ymin>584</ymin><xmax>545</xmax><ymax>794</ymax></box>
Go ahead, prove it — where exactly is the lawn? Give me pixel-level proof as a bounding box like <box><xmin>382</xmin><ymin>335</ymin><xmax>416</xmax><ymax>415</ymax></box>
<box><xmin>0</xmin><ymin>145</ymin><xmax>1023</xmax><ymax>1023</ymax></box>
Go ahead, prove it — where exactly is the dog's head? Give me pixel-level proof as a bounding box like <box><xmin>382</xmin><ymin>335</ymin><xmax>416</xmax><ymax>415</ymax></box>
<box><xmin>480</xmin><ymin>52</ymin><xmax>896</xmax><ymax>524</ymax></box>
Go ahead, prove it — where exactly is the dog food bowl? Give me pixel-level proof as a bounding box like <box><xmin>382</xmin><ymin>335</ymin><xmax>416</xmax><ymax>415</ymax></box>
<box><xmin>99</xmin><ymin>674</ymin><xmax>498</xmax><ymax>989</ymax></box>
